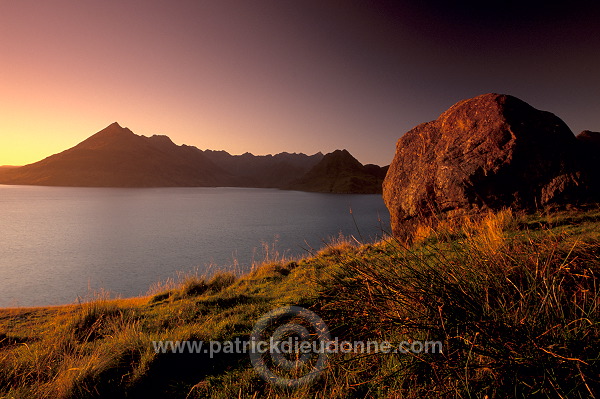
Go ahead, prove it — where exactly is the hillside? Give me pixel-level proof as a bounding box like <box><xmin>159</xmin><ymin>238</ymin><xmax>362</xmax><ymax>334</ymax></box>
<box><xmin>287</xmin><ymin>149</ymin><xmax>388</xmax><ymax>193</ymax></box>
<box><xmin>1</xmin><ymin>208</ymin><xmax>598</xmax><ymax>398</ymax></box>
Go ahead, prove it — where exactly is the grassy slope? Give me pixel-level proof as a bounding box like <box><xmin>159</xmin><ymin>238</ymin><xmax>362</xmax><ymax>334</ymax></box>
<box><xmin>0</xmin><ymin>209</ymin><xmax>598</xmax><ymax>398</ymax></box>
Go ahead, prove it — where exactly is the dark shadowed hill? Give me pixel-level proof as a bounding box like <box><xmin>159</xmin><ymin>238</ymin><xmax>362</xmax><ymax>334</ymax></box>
<box><xmin>0</xmin><ymin>123</ymin><xmax>240</xmax><ymax>187</ymax></box>
<box><xmin>287</xmin><ymin>149</ymin><xmax>388</xmax><ymax>193</ymax></box>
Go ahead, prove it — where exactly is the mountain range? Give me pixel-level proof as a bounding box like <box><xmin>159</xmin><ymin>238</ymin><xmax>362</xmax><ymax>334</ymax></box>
<box><xmin>0</xmin><ymin>123</ymin><xmax>387</xmax><ymax>193</ymax></box>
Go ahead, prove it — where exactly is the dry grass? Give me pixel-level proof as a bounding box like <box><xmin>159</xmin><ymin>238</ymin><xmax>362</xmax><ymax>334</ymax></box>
<box><xmin>316</xmin><ymin>233</ymin><xmax>360</xmax><ymax>257</ymax></box>
<box><xmin>0</xmin><ymin>209</ymin><xmax>598</xmax><ymax>398</ymax></box>
<box><xmin>318</xmin><ymin>210</ymin><xmax>600</xmax><ymax>398</ymax></box>
<box><xmin>148</xmin><ymin>269</ymin><xmax>238</xmax><ymax>304</ymax></box>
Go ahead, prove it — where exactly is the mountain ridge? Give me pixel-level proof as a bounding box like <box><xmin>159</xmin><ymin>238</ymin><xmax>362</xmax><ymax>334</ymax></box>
<box><xmin>200</xmin><ymin>149</ymin><xmax>324</xmax><ymax>188</ymax></box>
<box><xmin>0</xmin><ymin>123</ymin><xmax>385</xmax><ymax>193</ymax></box>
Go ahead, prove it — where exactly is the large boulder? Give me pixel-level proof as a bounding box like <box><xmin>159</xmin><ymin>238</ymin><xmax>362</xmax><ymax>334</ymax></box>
<box><xmin>383</xmin><ymin>93</ymin><xmax>591</xmax><ymax>237</ymax></box>
<box><xmin>576</xmin><ymin>130</ymin><xmax>600</xmax><ymax>199</ymax></box>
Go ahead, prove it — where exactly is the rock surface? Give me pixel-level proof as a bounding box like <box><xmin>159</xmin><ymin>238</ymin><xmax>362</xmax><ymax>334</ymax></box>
<box><xmin>383</xmin><ymin>93</ymin><xmax>593</xmax><ymax>237</ymax></box>
<box><xmin>576</xmin><ymin>130</ymin><xmax>600</xmax><ymax>199</ymax></box>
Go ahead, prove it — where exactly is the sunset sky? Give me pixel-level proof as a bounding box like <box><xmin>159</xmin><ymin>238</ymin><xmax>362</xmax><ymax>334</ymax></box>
<box><xmin>1</xmin><ymin>0</ymin><xmax>599</xmax><ymax>166</ymax></box>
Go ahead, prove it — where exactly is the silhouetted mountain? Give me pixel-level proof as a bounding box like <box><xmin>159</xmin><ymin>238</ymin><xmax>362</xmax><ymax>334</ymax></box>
<box><xmin>0</xmin><ymin>123</ymin><xmax>239</xmax><ymax>187</ymax></box>
<box><xmin>0</xmin><ymin>123</ymin><xmax>384</xmax><ymax>192</ymax></box>
<box><xmin>201</xmin><ymin>150</ymin><xmax>323</xmax><ymax>188</ymax></box>
<box><xmin>287</xmin><ymin>149</ymin><xmax>388</xmax><ymax>193</ymax></box>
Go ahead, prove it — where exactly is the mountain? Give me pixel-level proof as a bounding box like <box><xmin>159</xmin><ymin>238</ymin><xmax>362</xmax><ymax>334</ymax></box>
<box><xmin>200</xmin><ymin>150</ymin><xmax>323</xmax><ymax>188</ymax></box>
<box><xmin>286</xmin><ymin>149</ymin><xmax>388</xmax><ymax>193</ymax></box>
<box><xmin>0</xmin><ymin>123</ymin><xmax>383</xmax><ymax>193</ymax></box>
<box><xmin>0</xmin><ymin>123</ymin><xmax>239</xmax><ymax>187</ymax></box>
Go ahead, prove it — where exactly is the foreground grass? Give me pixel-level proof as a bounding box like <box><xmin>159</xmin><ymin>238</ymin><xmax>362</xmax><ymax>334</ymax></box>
<box><xmin>0</xmin><ymin>208</ymin><xmax>598</xmax><ymax>398</ymax></box>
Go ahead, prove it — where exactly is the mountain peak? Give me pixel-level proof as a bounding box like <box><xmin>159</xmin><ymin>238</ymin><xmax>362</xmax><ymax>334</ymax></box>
<box><xmin>320</xmin><ymin>149</ymin><xmax>362</xmax><ymax>170</ymax></box>
<box><xmin>286</xmin><ymin>149</ymin><xmax>386</xmax><ymax>193</ymax></box>
<box><xmin>107</xmin><ymin>121</ymin><xmax>122</xmax><ymax>129</ymax></box>
<box><xmin>88</xmin><ymin>122</ymin><xmax>135</xmax><ymax>139</ymax></box>
<box><xmin>328</xmin><ymin>149</ymin><xmax>352</xmax><ymax>157</ymax></box>
<box><xmin>72</xmin><ymin>122</ymin><xmax>137</xmax><ymax>151</ymax></box>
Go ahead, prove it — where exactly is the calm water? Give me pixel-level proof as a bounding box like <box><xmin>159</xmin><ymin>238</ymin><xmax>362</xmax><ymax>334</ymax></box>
<box><xmin>0</xmin><ymin>185</ymin><xmax>389</xmax><ymax>307</ymax></box>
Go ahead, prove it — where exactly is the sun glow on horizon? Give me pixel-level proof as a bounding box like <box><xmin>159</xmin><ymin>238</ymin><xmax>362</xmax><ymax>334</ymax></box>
<box><xmin>1</xmin><ymin>2</ymin><xmax>598</xmax><ymax>168</ymax></box>
<box><xmin>0</xmin><ymin>118</ymin><xmax>360</xmax><ymax>168</ymax></box>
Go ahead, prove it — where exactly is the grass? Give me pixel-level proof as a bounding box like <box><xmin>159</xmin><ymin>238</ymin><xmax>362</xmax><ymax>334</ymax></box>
<box><xmin>317</xmin><ymin>209</ymin><xmax>600</xmax><ymax>398</ymax></box>
<box><xmin>0</xmin><ymin>208</ymin><xmax>598</xmax><ymax>398</ymax></box>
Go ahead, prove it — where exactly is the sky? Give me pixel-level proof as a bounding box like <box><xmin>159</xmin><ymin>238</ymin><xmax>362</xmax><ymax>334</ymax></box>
<box><xmin>1</xmin><ymin>0</ymin><xmax>599</xmax><ymax>167</ymax></box>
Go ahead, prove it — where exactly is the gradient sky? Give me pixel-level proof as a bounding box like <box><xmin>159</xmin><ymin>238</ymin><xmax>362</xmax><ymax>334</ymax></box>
<box><xmin>1</xmin><ymin>0</ymin><xmax>599</xmax><ymax>166</ymax></box>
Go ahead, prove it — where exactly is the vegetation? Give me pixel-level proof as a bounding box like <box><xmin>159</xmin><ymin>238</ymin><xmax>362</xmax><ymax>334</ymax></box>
<box><xmin>0</xmin><ymin>208</ymin><xmax>598</xmax><ymax>398</ymax></box>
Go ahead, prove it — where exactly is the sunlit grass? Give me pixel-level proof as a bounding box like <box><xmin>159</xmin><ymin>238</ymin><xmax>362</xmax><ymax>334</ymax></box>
<box><xmin>0</xmin><ymin>209</ymin><xmax>598</xmax><ymax>398</ymax></box>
